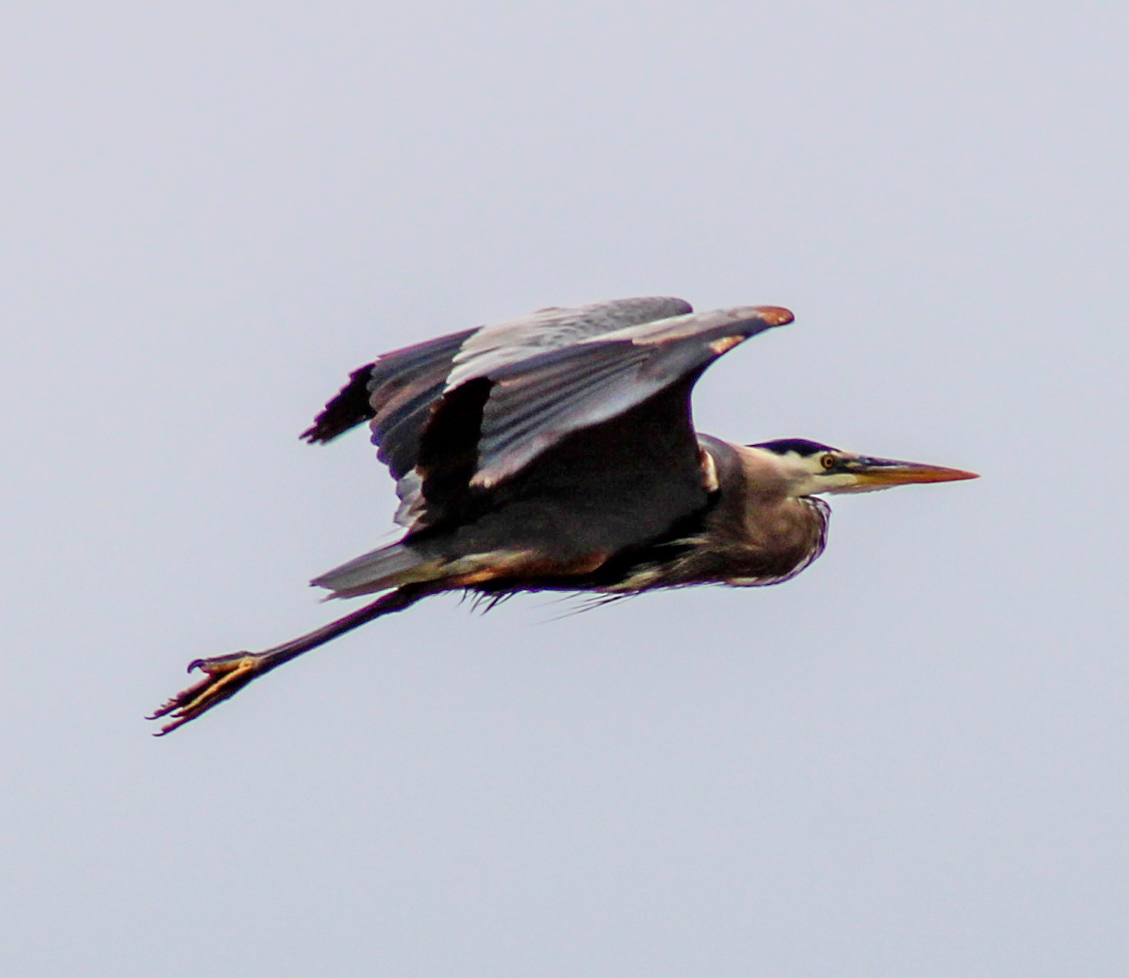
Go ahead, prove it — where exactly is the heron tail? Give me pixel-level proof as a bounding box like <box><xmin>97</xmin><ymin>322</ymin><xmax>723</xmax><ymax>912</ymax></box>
<box><xmin>311</xmin><ymin>542</ymin><xmax>447</xmax><ymax>599</ymax></box>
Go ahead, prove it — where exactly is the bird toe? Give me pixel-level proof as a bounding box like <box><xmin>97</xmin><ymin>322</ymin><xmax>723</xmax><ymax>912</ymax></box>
<box><xmin>149</xmin><ymin>653</ymin><xmax>263</xmax><ymax>735</ymax></box>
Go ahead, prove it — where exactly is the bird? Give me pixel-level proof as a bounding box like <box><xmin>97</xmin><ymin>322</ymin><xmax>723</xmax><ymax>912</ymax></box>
<box><xmin>150</xmin><ymin>297</ymin><xmax>977</xmax><ymax>734</ymax></box>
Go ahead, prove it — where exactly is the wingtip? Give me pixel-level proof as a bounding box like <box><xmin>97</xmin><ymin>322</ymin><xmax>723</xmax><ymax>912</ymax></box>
<box><xmin>753</xmin><ymin>306</ymin><xmax>794</xmax><ymax>327</ymax></box>
<box><xmin>299</xmin><ymin>423</ymin><xmax>335</xmax><ymax>445</ymax></box>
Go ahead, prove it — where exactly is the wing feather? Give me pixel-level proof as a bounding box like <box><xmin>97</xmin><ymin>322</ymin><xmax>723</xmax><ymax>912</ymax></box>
<box><xmin>445</xmin><ymin>296</ymin><xmax>692</xmax><ymax>388</ymax></box>
<box><xmin>304</xmin><ymin>298</ymin><xmax>793</xmax><ymax>539</ymax></box>
<box><xmin>467</xmin><ymin>306</ymin><xmax>793</xmax><ymax>488</ymax></box>
<box><xmin>305</xmin><ymin>298</ymin><xmax>696</xmax><ymax>529</ymax></box>
<box><xmin>301</xmin><ymin>327</ymin><xmax>475</xmax><ymax>449</ymax></box>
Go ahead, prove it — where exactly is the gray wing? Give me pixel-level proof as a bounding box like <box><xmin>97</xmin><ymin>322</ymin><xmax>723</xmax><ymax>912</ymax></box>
<box><xmin>304</xmin><ymin>297</ymin><xmax>693</xmax><ymax>526</ymax></box>
<box><xmin>301</xmin><ymin>326</ymin><xmax>477</xmax><ymax>449</ymax></box>
<box><xmin>445</xmin><ymin>296</ymin><xmax>693</xmax><ymax>387</ymax></box>
<box><xmin>465</xmin><ymin>305</ymin><xmax>794</xmax><ymax>489</ymax></box>
<box><xmin>408</xmin><ymin>304</ymin><xmax>793</xmax><ymax>532</ymax></box>
<box><xmin>304</xmin><ymin>298</ymin><xmax>792</xmax><ymax>533</ymax></box>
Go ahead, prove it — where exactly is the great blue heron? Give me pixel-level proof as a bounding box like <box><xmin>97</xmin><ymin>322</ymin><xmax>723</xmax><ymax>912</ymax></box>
<box><xmin>151</xmin><ymin>297</ymin><xmax>976</xmax><ymax>734</ymax></box>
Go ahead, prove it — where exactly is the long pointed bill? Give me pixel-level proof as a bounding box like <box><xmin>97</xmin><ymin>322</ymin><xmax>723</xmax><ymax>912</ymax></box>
<box><xmin>850</xmin><ymin>457</ymin><xmax>979</xmax><ymax>487</ymax></box>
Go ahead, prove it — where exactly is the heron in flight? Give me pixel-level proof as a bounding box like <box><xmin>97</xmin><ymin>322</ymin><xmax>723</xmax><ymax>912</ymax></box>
<box><xmin>151</xmin><ymin>297</ymin><xmax>976</xmax><ymax>733</ymax></box>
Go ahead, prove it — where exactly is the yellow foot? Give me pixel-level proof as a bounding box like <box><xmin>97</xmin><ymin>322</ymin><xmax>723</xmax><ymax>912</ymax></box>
<box><xmin>148</xmin><ymin>652</ymin><xmax>264</xmax><ymax>735</ymax></box>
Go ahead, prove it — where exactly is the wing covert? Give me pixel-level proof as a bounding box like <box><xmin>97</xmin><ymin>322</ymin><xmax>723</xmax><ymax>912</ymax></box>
<box><xmin>303</xmin><ymin>297</ymin><xmax>697</xmax><ymax>529</ymax></box>
<box><xmin>304</xmin><ymin>299</ymin><xmax>793</xmax><ymax>534</ymax></box>
<box><xmin>467</xmin><ymin>306</ymin><xmax>794</xmax><ymax>488</ymax></box>
<box><xmin>445</xmin><ymin>296</ymin><xmax>692</xmax><ymax>388</ymax></box>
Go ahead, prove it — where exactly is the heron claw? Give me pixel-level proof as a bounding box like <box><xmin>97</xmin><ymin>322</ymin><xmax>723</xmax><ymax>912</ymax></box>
<box><xmin>149</xmin><ymin>652</ymin><xmax>264</xmax><ymax>735</ymax></box>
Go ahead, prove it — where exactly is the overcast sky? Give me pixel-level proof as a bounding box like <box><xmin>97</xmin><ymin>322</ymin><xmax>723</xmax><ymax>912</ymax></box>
<box><xmin>3</xmin><ymin>2</ymin><xmax>1127</xmax><ymax>975</ymax></box>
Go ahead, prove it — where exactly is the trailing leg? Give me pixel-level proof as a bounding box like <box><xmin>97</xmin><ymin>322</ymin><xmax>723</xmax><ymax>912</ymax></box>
<box><xmin>149</xmin><ymin>584</ymin><xmax>433</xmax><ymax>735</ymax></box>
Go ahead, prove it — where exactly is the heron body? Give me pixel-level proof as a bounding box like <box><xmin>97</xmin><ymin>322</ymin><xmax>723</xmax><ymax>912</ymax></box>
<box><xmin>152</xmin><ymin>297</ymin><xmax>976</xmax><ymax>733</ymax></box>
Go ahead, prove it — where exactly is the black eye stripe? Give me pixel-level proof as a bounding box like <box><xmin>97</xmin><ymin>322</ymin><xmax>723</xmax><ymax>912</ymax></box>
<box><xmin>751</xmin><ymin>438</ymin><xmax>835</xmax><ymax>457</ymax></box>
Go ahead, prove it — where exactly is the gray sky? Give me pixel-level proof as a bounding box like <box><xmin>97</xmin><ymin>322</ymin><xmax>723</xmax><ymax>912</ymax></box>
<box><xmin>3</xmin><ymin>2</ymin><xmax>1127</xmax><ymax>975</ymax></box>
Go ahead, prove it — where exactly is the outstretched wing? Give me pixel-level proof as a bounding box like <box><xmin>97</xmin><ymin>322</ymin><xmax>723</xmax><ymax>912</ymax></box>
<box><xmin>467</xmin><ymin>306</ymin><xmax>794</xmax><ymax>488</ymax></box>
<box><xmin>303</xmin><ymin>298</ymin><xmax>691</xmax><ymax>518</ymax></box>
<box><xmin>407</xmin><ymin>304</ymin><xmax>793</xmax><ymax>535</ymax></box>
<box><xmin>304</xmin><ymin>298</ymin><xmax>793</xmax><ymax>534</ymax></box>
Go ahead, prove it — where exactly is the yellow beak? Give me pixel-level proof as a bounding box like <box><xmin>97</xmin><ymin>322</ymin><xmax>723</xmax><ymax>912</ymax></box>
<box><xmin>850</xmin><ymin>458</ymin><xmax>980</xmax><ymax>487</ymax></box>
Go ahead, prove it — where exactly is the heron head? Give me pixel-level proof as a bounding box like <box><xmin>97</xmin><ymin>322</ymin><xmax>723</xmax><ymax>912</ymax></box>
<box><xmin>751</xmin><ymin>438</ymin><xmax>978</xmax><ymax>496</ymax></box>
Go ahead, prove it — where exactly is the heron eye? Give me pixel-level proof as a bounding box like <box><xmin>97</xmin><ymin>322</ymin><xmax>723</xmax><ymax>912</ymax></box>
<box><xmin>821</xmin><ymin>453</ymin><xmax>837</xmax><ymax>470</ymax></box>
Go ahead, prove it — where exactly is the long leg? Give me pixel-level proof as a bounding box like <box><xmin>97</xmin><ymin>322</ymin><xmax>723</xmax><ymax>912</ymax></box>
<box><xmin>149</xmin><ymin>584</ymin><xmax>432</xmax><ymax>735</ymax></box>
